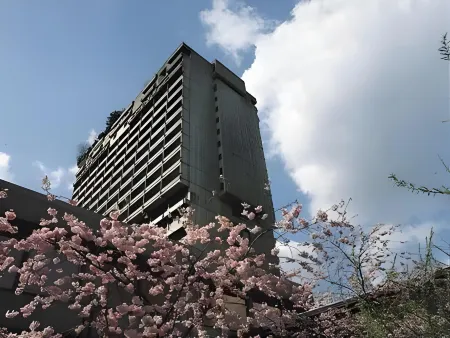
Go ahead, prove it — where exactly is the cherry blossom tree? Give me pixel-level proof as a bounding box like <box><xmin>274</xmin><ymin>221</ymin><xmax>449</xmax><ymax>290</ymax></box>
<box><xmin>0</xmin><ymin>175</ymin><xmax>448</xmax><ymax>338</ymax></box>
<box><xmin>270</xmin><ymin>196</ymin><xmax>450</xmax><ymax>338</ymax></box>
<box><xmin>0</xmin><ymin>180</ymin><xmax>318</xmax><ymax>338</ymax></box>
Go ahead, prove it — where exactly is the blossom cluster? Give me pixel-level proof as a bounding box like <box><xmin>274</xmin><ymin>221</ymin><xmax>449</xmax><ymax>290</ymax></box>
<box><xmin>0</xmin><ymin>188</ymin><xmax>317</xmax><ymax>337</ymax></box>
<box><xmin>0</xmin><ymin>186</ymin><xmax>438</xmax><ymax>337</ymax></box>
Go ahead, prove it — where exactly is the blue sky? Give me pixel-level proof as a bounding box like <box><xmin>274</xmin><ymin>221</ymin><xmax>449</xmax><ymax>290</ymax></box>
<box><xmin>0</xmin><ymin>0</ymin><xmax>304</xmax><ymax>215</ymax></box>
<box><xmin>1</xmin><ymin>0</ymin><xmax>450</xmax><ymax>266</ymax></box>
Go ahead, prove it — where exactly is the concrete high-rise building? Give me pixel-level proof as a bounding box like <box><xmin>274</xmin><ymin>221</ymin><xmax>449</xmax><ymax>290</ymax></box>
<box><xmin>72</xmin><ymin>43</ymin><xmax>276</xmax><ymax>254</ymax></box>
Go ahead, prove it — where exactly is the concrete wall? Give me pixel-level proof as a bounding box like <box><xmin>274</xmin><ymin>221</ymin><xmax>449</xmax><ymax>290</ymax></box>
<box><xmin>0</xmin><ymin>180</ymin><xmax>105</xmax><ymax>227</ymax></box>
<box><xmin>213</xmin><ymin>61</ymin><xmax>273</xmax><ymax>221</ymax></box>
<box><xmin>181</xmin><ymin>49</ymin><xmax>222</xmax><ymax>226</ymax></box>
<box><xmin>0</xmin><ymin>179</ymin><xmax>104</xmax><ymax>335</ymax></box>
<box><xmin>179</xmin><ymin>52</ymin><xmax>278</xmax><ymax>265</ymax></box>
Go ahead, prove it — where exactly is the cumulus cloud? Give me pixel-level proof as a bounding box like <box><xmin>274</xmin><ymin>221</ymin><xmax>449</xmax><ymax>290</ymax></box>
<box><xmin>33</xmin><ymin>161</ymin><xmax>79</xmax><ymax>192</ymax></box>
<box><xmin>87</xmin><ymin>129</ymin><xmax>98</xmax><ymax>146</ymax></box>
<box><xmin>34</xmin><ymin>127</ymin><xmax>94</xmax><ymax>193</ymax></box>
<box><xmin>199</xmin><ymin>0</ymin><xmax>275</xmax><ymax>64</ymax></box>
<box><xmin>33</xmin><ymin>161</ymin><xmax>67</xmax><ymax>189</ymax></box>
<box><xmin>33</xmin><ymin>161</ymin><xmax>79</xmax><ymax>193</ymax></box>
<box><xmin>202</xmin><ymin>0</ymin><xmax>450</xmax><ymax>231</ymax></box>
<box><xmin>0</xmin><ymin>152</ymin><xmax>14</xmax><ymax>182</ymax></box>
<box><xmin>67</xmin><ymin>165</ymin><xmax>79</xmax><ymax>191</ymax></box>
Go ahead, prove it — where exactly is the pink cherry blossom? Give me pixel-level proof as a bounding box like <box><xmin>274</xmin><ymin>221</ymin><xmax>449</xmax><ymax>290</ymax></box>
<box><xmin>5</xmin><ymin>310</ymin><xmax>19</xmax><ymax>319</ymax></box>
<box><xmin>109</xmin><ymin>210</ymin><xmax>120</xmax><ymax>220</ymax></box>
<box><xmin>0</xmin><ymin>183</ymin><xmax>435</xmax><ymax>337</ymax></box>
<box><xmin>0</xmin><ymin>217</ymin><xmax>17</xmax><ymax>233</ymax></box>
<box><xmin>29</xmin><ymin>321</ymin><xmax>40</xmax><ymax>331</ymax></box>
<box><xmin>0</xmin><ymin>256</ymin><xmax>15</xmax><ymax>271</ymax></box>
<box><xmin>5</xmin><ymin>210</ymin><xmax>16</xmax><ymax>221</ymax></box>
<box><xmin>8</xmin><ymin>265</ymin><xmax>19</xmax><ymax>273</ymax></box>
<box><xmin>47</xmin><ymin>208</ymin><xmax>57</xmax><ymax>216</ymax></box>
<box><xmin>68</xmin><ymin>199</ymin><xmax>78</xmax><ymax>206</ymax></box>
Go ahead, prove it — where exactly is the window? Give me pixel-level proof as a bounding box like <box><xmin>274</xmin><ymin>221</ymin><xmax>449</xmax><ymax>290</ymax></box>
<box><xmin>216</xmin><ymin>117</ymin><xmax>220</xmax><ymax>123</ymax></box>
<box><xmin>213</xmin><ymin>84</ymin><xmax>217</xmax><ymax>92</ymax></box>
<box><xmin>215</xmin><ymin>97</ymin><xmax>218</xmax><ymax>102</ymax></box>
<box><xmin>219</xmin><ymin>167</ymin><xmax>223</xmax><ymax>175</ymax></box>
<box><xmin>215</xmin><ymin>106</ymin><xmax>219</xmax><ymax>112</ymax></box>
<box><xmin>220</xmin><ymin>182</ymin><xmax>225</xmax><ymax>190</ymax></box>
<box><xmin>217</xmin><ymin>129</ymin><xmax>220</xmax><ymax>135</ymax></box>
<box><xmin>217</xmin><ymin>141</ymin><xmax>221</xmax><ymax>147</ymax></box>
<box><xmin>218</xmin><ymin>154</ymin><xmax>222</xmax><ymax>160</ymax></box>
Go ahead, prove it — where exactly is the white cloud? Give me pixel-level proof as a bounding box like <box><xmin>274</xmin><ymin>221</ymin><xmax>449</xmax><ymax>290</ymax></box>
<box><xmin>32</xmin><ymin>128</ymin><xmax>93</xmax><ymax>193</ymax></box>
<box><xmin>33</xmin><ymin>161</ymin><xmax>66</xmax><ymax>189</ymax></box>
<box><xmin>199</xmin><ymin>0</ymin><xmax>275</xmax><ymax>64</ymax></box>
<box><xmin>87</xmin><ymin>129</ymin><xmax>97</xmax><ymax>146</ymax></box>
<box><xmin>381</xmin><ymin>221</ymin><xmax>450</xmax><ymax>268</ymax></box>
<box><xmin>202</xmin><ymin>0</ymin><xmax>450</xmax><ymax>231</ymax></box>
<box><xmin>0</xmin><ymin>152</ymin><xmax>14</xmax><ymax>182</ymax></box>
<box><xmin>67</xmin><ymin>165</ymin><xmax>79</xmax><ymax>191</ymax></box>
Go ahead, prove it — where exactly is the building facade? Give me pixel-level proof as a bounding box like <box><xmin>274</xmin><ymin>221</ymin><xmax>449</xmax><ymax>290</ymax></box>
<box><xmin>72</xmin><ymin>43</ymin><xmax>276</xmax><ymax>255</ymax></box>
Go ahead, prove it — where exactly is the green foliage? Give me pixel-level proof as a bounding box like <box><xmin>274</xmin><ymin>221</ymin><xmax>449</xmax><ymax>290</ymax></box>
<box><xmin>355</xmin><ymin>287</ymin><xmax>450</xmax><ymax>338</ymax></box>
<box><xmin>389</xmin><ymin>172</ymin><xmax>450</xmax><ymax>196</ymax></box>
<box><xmin>76</xmin><ymin>109</ymin><xmax>124</xmax><ymax>165</ymax></box>
<box><xmin>439</xmin><ymin>33</ymin><xmax>450</xmax><ymax>60</ymax></box>
<box><xmin>105</xmin><ymin>110</ymin><xmax>123</xmax><ymax>133</ymax></box>
<box><xmin>349</xmin><ymin>227</ymin><xmax>450</xmax><ymax>338</ymax></box>
<box><xmin>75</xmin><ymin>142</ymin><xmax>91</xmax><ymax>166</ymax></box>
<box><xmin>389</xmin><ymin>157</ymin><xmax>450</xmax><ymax>196</ymax></box>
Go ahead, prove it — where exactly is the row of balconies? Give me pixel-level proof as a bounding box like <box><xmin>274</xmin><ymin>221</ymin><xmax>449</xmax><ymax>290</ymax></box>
<box><xmin>99</xmin><ymin>132</ymin><xmax>182</xmax><ymax>212</ymax></box>
<box><xmin>96</xmin><ymin>143</ymin><xmax>183</xmax><ymax>220</ymax></box>
<box><xmin>140</xmin><ymin>51</ymin><xmax>184</xmax><ymax>107</ymax></box>
<box><xmin>124</xmin><ymin>161</ymin><xmax>183</xmax><ymax>222</ymax></box>
<box><xmin>73</xmin><ymin>86</ymin><xmax>183</xmax><ymax>201</ymax></box>
<box><xmin>76</xmin><ymin>111</ymin><xmax>184</xmax><ymax>214</ymax></box>
<box><xmin>93</xmin><ymin>52</ymin><xmax>184</xmax><ymax>160</ymax></box>
<box><xmin>73</xmin><ymin>60</ymin><xmax>184</xmax><ymax>194</ymax></box>
<box><xmin>74</xmin><ymin>105</ymin><xmax>183</xmax><ymax>207</ymax></box>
